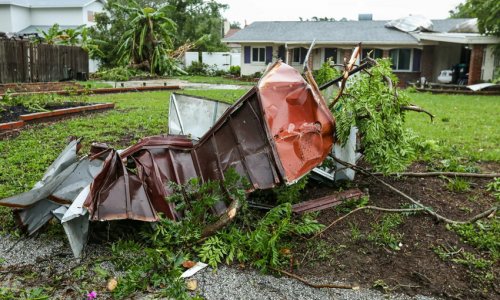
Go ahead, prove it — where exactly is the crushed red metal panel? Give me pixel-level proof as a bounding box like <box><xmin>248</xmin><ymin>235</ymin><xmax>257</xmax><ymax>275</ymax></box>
<box><xmin>259</xmin><ymin>62</ymin><xmax>335</xmax><ymax>182</ymax></box>
<box><xmin>291</xmin><ymin>189</ymin><xmax>364</xmax><ymax>214</ymax></box>
<box><xmin>83</xmin><ymin>61</ymin><xmax>335</xmax><ymax>221</ymax></box>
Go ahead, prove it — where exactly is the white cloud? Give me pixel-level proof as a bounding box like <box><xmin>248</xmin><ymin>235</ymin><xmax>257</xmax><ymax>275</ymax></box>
<box><xmin>219</xmin><ymin>0</ymin><xmax>466</xmax><ymax>26</ymax></box>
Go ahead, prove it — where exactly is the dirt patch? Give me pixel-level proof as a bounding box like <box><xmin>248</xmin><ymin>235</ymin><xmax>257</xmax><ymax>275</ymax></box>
<box><xmin>0</xmin><ymin>102</ymin><xmax>91</xmax><ymax>123</ymax></box>
<box><xmin>295</xmin><ymin>162</ymin><xmax>499</xmax><ymax>299</ymax></box>
<box><xmin>0</xmin><ymin>82</ymin><xmax>82</xmax><ymax>94</ymax></box>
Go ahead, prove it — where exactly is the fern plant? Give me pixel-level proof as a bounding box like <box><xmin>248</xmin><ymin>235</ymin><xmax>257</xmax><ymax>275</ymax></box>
<box><xmin>198</xmin><ymin>203</ymin><xmax>324</xmax><ymax>271</ymax></box>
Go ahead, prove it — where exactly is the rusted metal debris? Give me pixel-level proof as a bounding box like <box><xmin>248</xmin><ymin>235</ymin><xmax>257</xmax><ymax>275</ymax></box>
<box><xmin>0</xmin><ymin>60</ymin><xmax>337</xmax><ymax>257</ymax></box>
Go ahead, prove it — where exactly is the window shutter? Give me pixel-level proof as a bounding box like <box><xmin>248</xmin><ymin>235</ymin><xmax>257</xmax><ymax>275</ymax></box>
<box><xmin>412</xmin><ymin>49</ymin><xmax>422</xmax><ymax>71</ymax></box>
<box><xmin>265</xmin><ymin>46</ymin><xmax>273</xmax><ymax>64</ymax></box>
<box><xmin>244</xmin><ymin>46</ymin><xmax>251</xmax><ymax>64</ymax></box>
<box><xmin>300</xmin><ymin>47</ymin><xmax>307</xmax><ymax>64</ymax></box>
<box><xmin>278</xmin><ymin>46</ymin><xmax>286</xmax><ymax>61</ymax></box>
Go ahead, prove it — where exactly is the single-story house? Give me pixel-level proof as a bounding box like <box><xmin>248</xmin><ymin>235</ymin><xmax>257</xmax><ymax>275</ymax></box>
<box><xmin>0</xmin><ymin>0</ymin><xmax>105</xmax><ymax>72</ymax></box>
<box><xmin>223</xmin><ymin>16</ymin><xmax>500</xmax><ymax>85</ymax></box>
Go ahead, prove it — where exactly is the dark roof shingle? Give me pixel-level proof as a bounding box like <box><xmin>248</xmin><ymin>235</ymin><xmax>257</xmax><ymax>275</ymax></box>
<box><xmin>224</xmin><ymin>19</ymin><xmax>471</xmax><ymax>44</ymax></box>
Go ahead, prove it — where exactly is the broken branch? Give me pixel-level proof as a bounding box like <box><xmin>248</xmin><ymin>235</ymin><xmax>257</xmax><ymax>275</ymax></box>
<box><xmin>400</xmin><ymin>105</ymin><xmax>435</xmax><ymax>121</ymax></box>
<box><xmin>372</xmin><ymin>171</ymin><xmax>500</xmax><ymax>178</ymax></box>
<box><xmin>310</xmin><ymin>206</ymin><xmax>425</xmax><ymax>240</ymax></box>
<box><xmin>201</xmin><ymin>191</ymin><xmax>241</xmax><ymax>238</ymax></box>
<box><xmin>329</xmin><ymin>43</ymin><xmax>361</xmax><ymax>109</ymax></box>
<box><xmin>330</xmin><ymin>155</ymin><xmax>498</xmax><ymax>225</ymax></box>
<box><xmin>271</xmin><ymin>267</ymin><xmax>358</xmax><ymax>290</ymax></box>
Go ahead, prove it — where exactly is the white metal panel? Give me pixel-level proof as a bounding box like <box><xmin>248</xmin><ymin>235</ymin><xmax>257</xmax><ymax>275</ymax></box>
<box><xmin>168</xmin><ymin>93</ymin><xmax>231</xmax><ymax>140</ymax></box>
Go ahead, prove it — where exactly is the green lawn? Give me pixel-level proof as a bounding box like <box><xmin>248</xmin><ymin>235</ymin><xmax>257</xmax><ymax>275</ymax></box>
<box><xmin>0</xmin><ymin>90</ymin><xmax>498</xmax><ymax>225</ymax></box>
<box><xmin>174</xmin><ymin>75</ymin><xmax>255</xmax><ymax>85</ymax></box>
<box><xmin>406</xmin><ymin>93</ymin><xmax>500</xmax><ymax>161</ymax></box>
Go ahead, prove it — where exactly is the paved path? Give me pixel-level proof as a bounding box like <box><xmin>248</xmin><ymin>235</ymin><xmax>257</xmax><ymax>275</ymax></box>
<box><xmin>103</xmin><ymin>79</ymin><xmax>249</xmax><ymax>90</ymax></box>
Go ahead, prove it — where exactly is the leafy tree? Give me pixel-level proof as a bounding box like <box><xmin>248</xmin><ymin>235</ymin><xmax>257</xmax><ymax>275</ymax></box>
<box><xmin>37</xmin><ymin>24</ymin><xmax>63</xmax><ymax>44</ymax></box>
<box><xmin>299</xmin><ymin>16</ymin><xmax>336</xmax><ymax>21</ymax></box>
<box><xmin>230</xmin><ymin>21</ymin><xmax>242</xmax><ymax>29</ymax></box>
<box><xmin>114</xmin><ymin>0</ymin><xmax>177</xmax><ymax>75</ymax></box>
<box><xmin>58</xmin><ymin>25</ymin><xmax>85</xmax><ymax>46</ymax></box>
<box><xmin>89</xmin><ymin>0</ymin><xmax>228</xmax><ymax>70</ymax></box>
<box><xmin>162</xmin><ymin>0</ymin><xmax>229</xmax><ymax>51</ymax></box>
<box><xmin>450</xmin><ymin>0</ymin><xmax>500</xmax><ymax>36</ymax></box>
<box><xmin>331</xmin><ymin>59</ymin><xmax>418</xmax><ymax>173</ymax></box>
<box><xmin>38</xmin><ymin>24</ymin><xmax>102</xmax><ymax>58</ymax></box>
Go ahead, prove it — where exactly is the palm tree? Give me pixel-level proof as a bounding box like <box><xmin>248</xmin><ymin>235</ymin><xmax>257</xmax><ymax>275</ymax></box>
<box><xmin>38</xmin><ymin>23</ymin><xmax>63</xmax><ymax>44</ymax></box>
<box><xmin>58</xmin><ymin>25</ymin><xmax>85</xmax><ymax>46</ymax></box>
<box><xmin>114</xmin><ymin>0</ymin><xmax>177</xmax><ymax>75</ymax></box>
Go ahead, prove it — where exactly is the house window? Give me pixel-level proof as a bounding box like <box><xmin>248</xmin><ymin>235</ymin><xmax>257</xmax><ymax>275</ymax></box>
<box><xmin>252</xmin><ymin>47</ymin><xmax>265</xmax><ymax>62</ymax></box>
<box><xmin>324</xmin><ymin>48</ymin><xmax>337</xmax><ymax>63</ymax></box>
<box><xmin>87</xmin><ymin>11</ymin><xmax>95</xmax><ymax>22</ymax></box>
<box><xmin>390</xmin><ymin>49</ymin><xmax>412</xmax><ymax>71</ymax></box>
<box><xmin>292</xmin><ymin>48</ymin><xmax>306</xmax><ymax>64</ymax></box>
<box><xmin>361</xmin><ymin>49</ymin><xmax>383</xmax><ymax>60</ymax></box>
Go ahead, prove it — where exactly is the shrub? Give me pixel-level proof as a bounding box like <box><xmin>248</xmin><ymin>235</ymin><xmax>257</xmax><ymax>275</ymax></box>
<box><xmin>185</xmin><ymin>61</ymin><xmax>209</xmax><ymax>76</ymax></box>
<box><xmin>94</xmin><ymin>67</ymin><xmax>138</xmax><ymax>81</ymax></box>
<box><xmin>229</xmin><ymin>65</ymin><xmax>241</xmax><ymax>76</ymax></box>
<box><xmin>314</xmin><ymin>60</ymin><xmax>340</xmax><ymax>86</ymax></box>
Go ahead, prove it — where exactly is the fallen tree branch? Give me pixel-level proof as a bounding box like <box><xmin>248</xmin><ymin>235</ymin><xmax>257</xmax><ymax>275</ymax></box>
<box><xmin>310</xmin><ymin>206</ymin><xmax>425</xmax><ymax>240</ymax></box>
<box><xmin>373</xmin><ymin>171</ymin><xmax>500</xmax><ymax>178</ymax></box>
<box><xmin>400</xmin><ymin>105</ymin><xmax>435</xmax><ymax>121</ymax></box>
<box><xmin>329</xmin><ymin>43</ymin><xmax>361</xmax><ymax>109</ymax></box>
<box><xmin>201</xmin><ymin>190</ymin><xmax>241</xmax><ymax>238</ymax></box>
<box><xmin>271</xmin><ymin>267</ymin><xmax>358</xmax><ymax>290</ymax></box>
<box><xmin>331</xmin><ymin>155</ymin><xmax>498</xmax><ymax>225</ymax></box>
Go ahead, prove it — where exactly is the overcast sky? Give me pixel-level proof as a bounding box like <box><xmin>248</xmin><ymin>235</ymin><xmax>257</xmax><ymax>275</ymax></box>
<box><xmin>218</xmin><ymin>0</ymin><xmax>466</xmax><ymax>26</ymax></box>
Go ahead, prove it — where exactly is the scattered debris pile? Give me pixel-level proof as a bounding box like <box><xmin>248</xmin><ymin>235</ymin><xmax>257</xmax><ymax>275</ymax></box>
<box><xmin>0</xmin><ymin>61</ymin><xmax>344</xmax><ymax>257</ymax></box>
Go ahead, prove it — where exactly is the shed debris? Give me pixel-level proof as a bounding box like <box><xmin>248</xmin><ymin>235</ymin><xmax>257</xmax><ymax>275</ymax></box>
<box><xmin>1</xmin><ymin>60</ymin><xmax>339</xmax><ymax>257</ymax></box>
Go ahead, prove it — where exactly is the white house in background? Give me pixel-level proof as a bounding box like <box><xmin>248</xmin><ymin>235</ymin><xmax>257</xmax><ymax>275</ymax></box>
<box><xmin>224</xmin><ymin>16</ymin><xmax>500</xmax><ymax>85</ymax></box>
<box><xmin>0</xmin><ymin>0</ymin><xmax>106</xmax><ymax>72</ymax></box>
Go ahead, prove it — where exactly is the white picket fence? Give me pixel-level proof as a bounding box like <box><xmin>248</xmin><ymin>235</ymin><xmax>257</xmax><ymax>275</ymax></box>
<box><xmin>184</xmin><ymin>52</ymin><xmax>241</xmax><ymax>72</ymax></box>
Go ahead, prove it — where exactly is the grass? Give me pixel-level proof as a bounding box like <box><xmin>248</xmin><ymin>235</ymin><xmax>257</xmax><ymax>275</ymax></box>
<box><xmin>405</xmin><ymin>92</ymin><xmax>500</xmax><ymax>161</ymax></box>
<box><xmin>174</xmin><ymin>75</ymin><xmax>255</xmax><ymax>86</ymax></box>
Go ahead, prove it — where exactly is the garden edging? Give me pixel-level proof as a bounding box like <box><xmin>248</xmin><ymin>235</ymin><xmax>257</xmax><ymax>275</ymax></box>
<box><xmin>0</xmin><ymin>103</ymin><xmax>115</xmax><ymax>133</ymax></box>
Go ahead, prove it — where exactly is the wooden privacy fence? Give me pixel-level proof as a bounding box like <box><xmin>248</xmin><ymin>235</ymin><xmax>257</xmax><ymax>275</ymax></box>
<box><xmin>0</xmin><ymin>40</ymin><xmax>88</xmax><ymax>83</ymax></box>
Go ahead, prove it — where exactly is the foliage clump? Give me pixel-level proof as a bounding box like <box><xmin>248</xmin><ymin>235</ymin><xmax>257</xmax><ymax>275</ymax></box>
<box><xmin>110</xmin><ymin>169</ymin><xmax>323</xmax><ymax>297</ymax></box>
<box><xmin>332</xmin><ymin>58</ymin><xmax>417</xmax><ymax>173</ymax></box>
<box><xmin>314</xmin><ymin>59</ymin><xmax>340</xmax><ymax>86</ymax></box>
<box><xmin>199</xmin><ymin>202</ymin><xmax>323</xmax><ymax>271</ymax></box>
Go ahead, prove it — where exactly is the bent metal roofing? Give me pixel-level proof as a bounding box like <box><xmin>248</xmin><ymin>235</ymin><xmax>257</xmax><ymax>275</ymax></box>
<box><xmin>223</xmin><ymin>19</ymin><xmax>471</xmax><ymax>44</ymax></box>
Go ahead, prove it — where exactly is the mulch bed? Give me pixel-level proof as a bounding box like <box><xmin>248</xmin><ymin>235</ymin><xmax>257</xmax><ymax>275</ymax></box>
<box><xmin>0</xmin><ymin>102</ymin><xmax>90</xmax><ymax>124</ymax></box>
<box><xmin>295</xmin><ymin>162</ymin><xmax>499</xmax><ymax>299</ymax></box>
<box><xmin>0</xmin><ymin>82</ymin><xmax>82</xmax><ymax>94</ymax></box>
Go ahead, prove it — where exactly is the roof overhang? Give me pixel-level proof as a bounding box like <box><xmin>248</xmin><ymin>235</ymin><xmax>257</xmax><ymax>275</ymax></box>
<box><xmin>222</xmin><ymin>39</ymin><xmax>420</xmax><ymax>46</ymax></box>
<box><xmin>413</xmin><ymin>32</ymin><xmax>500</xmax><ymax>44</ymax></box>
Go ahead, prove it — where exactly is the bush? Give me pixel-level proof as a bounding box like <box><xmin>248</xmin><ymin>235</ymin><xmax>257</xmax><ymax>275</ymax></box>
<box><xmin>185</xmin><ymin>61</ymin><xmax>209</xmax><ymax>76</ymax></box>
<box><xmin>229</xmin><ymin>65</ymin><xmax>241</xmax><ymax>76</ymax></box>
<box><xmin>213</xmin><ymin>69</ymin><xmax>227</xmax><ymax>77</ymax></box>
<box><xmin>94</xmin><ymin>66</ymin><xmax>142</xmax><ymax>81</ymax></box>
<box><xmin>314</xmin><ymin>60</ymin><xmax>340</xmax><ymax>86</ymax></box>
<box><xmin>252</xmin><ymin>71</ymin><xmax>262</xmax><ymax>78</ymax></box>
